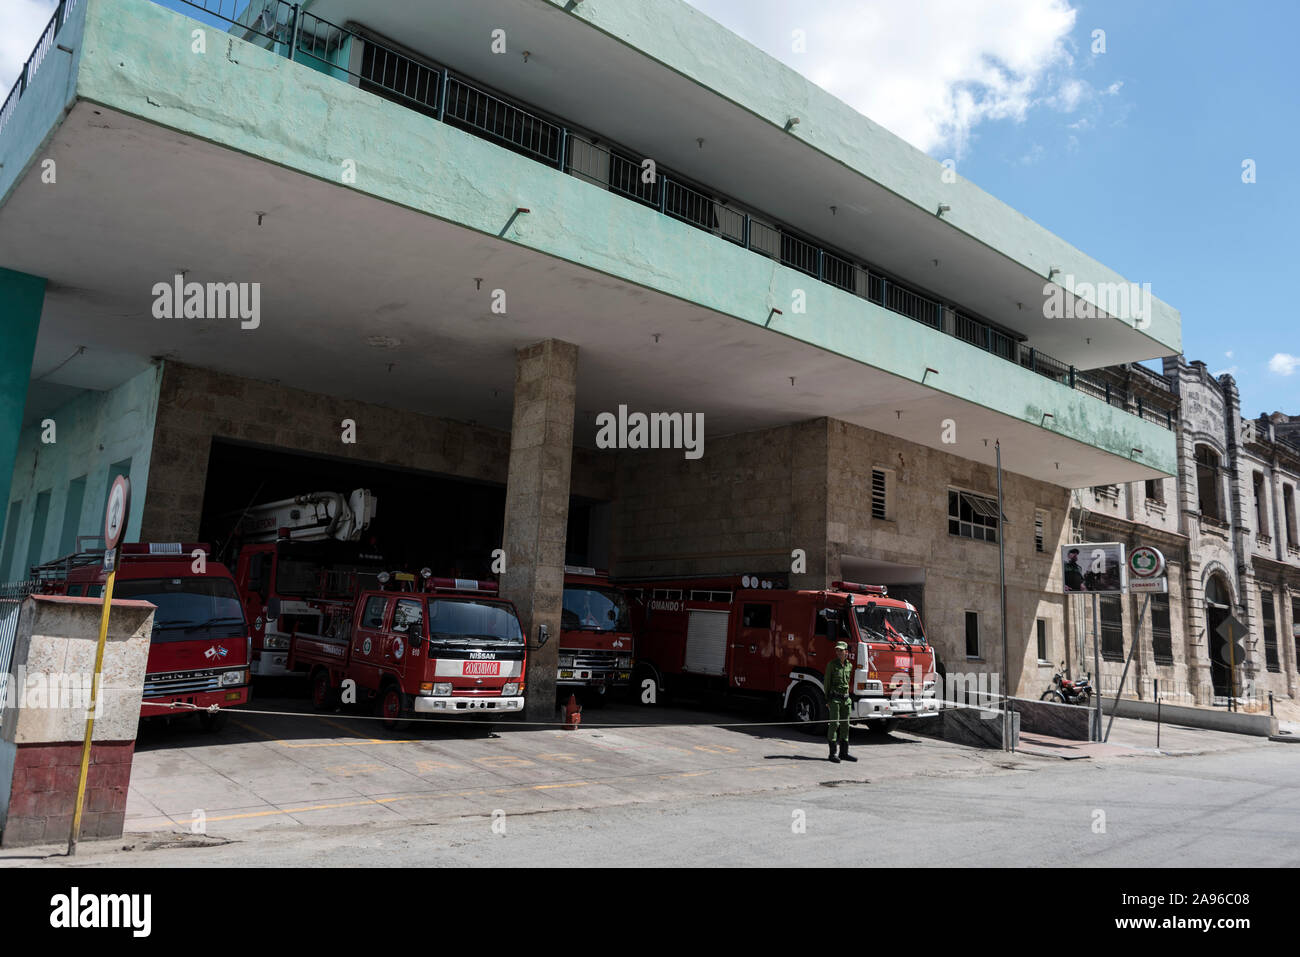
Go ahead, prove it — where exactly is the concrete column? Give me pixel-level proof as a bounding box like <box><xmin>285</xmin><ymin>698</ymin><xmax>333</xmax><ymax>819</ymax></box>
<box><xmin>0</xmin><ymin>268</ymin><xmax>45</xmax><ymax>517</ymax></box>
<box><xmin>500</xmin><ymin>340</ymin><xmax>577</xmax><ymax>721</ymax></box>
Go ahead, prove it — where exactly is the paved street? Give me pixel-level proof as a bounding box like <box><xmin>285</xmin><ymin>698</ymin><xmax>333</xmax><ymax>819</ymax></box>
<box><xmin>1</xmin><ymin>688</ymin><xmax>1294</xmax><ymax>867</ymax></box>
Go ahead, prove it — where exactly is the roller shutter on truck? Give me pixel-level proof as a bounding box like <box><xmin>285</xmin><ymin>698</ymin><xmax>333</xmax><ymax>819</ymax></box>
<box><xmin>684</xmin><ymin>610</ymin><xmax>729</xmax><ymax>675</ymax></box>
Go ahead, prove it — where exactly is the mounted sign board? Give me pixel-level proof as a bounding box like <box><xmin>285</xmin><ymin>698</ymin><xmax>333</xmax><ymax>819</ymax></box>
<box><xmin>1127</xmin><ymin>545</ymin><xmax>1167</xmax><ymax>593</ymax></box>
<box><xmin>1062</xmin><ymin>542</ymin><xmax>1126</xmax><ymax>594</ymax></box>
<box><xmin>103</xmin><ymin>475</ymin><xmax>131</xmax><ymax>550</ymax></box>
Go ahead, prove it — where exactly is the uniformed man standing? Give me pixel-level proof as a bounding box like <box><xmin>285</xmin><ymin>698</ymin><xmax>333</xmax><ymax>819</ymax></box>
<box><xmin>825</xmin><ymin>641</ymin><xmax>857</xmax><ymax>762</ymax></box>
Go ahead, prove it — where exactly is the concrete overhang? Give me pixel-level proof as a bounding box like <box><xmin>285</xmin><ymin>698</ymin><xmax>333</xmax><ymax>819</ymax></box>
<box><xmin>0</xmin><ymin>0</ymin><xmax>1176</xmax><ymax>489</ymax></box>
<box><xmin>285</xmin><ymin>0</ymin><xmax>1182</xmax><ymax>366</ymax></box>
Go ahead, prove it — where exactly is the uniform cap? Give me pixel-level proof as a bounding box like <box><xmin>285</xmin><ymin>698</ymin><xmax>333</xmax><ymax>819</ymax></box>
<box><xmin>834</xmin><ymin>641</ymin><xmax>848</xmax><ymax>650</ymax></box>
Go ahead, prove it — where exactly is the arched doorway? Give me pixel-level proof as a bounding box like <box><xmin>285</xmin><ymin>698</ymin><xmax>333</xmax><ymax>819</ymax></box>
<box><xmin>1205</xmin><ymin>574</ymin><xmax>1233</xmax><ymax>697</ymax></box>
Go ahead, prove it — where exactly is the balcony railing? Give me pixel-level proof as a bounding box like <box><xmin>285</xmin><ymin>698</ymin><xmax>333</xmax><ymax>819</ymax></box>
<box><xmin>4</xmin><ymin>0</ymin><xmax>1176</xmax><ymax>431</ymax></box>
<box><xmin>0</xmin><ymin>0</ymin><xmax>81</xmax><ymax>138</ymax></box>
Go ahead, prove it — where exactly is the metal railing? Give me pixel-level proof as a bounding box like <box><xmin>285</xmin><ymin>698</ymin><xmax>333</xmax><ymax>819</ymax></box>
<box><xmin>3</xmin><ymin>0</ymin><xmax>1177</xmax><ymax>430</ymax></box>
<box><xmin>0</xmin><ymin>0</ymin><xmax>81</xmax><ymax>138</ymax></box>
<box><xmin>0</xmin><ymin>581</ymin><xmax>38</xmax><ymax>707</ymax></box>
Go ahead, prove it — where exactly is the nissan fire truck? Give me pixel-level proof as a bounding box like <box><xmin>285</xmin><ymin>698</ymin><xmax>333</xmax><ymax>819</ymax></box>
<box><xmin>225</xmin><ymin>489</ymin><xmax>383</xmax><ymax>678</ymax></box>
<box><xmin>31</xmin><ymin>543</ymin><xmax>252</xmax><ymax>730</ymax></box>
<box><xmin>627</xmin><ymin>575</ymin><xmax>938</xmax><ymax>733</ymax></box>
<box><xmin>558</xmin><ymin>566</ymin><xmax>634</xmax><ymax>705</ymax></box>
<box><xmin>289</xmin><ymin>571</ymin><xmax>539</xmax><ymax>727</ymax></box>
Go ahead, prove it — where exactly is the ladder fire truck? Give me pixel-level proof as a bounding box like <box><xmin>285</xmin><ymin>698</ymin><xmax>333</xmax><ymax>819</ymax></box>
<box><xmin>289</xmin><ymin>570</ymin><xmax>538</xmax><ymax>726</ymax></box>
<box><xmin>626</xmin><ymin>574</ymin><xmax>938</xmax><ymax>733</ymax></box>
<box><xmin>225</xmin><ymin>489</ymin><xmax>383</xmax><ymax>678</ymax></box>
<box><xmin>558</xmin><ymin>566</ymin><xmax>633</xmax><ymax>705</ymax></box>
<box><xmin>31</xmin><ymin>542</ymin><xmax>252</xmax><ymax>730</ymax></box>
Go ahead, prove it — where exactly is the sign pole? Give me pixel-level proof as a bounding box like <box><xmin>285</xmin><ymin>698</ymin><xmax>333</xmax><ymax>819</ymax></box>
<box><xmin>1092</xmin><ymin>592</ymin><xmax>1101</xmax><ymax>741</ymax></box>
<box><xmin>1104</xmin><ymin>594</ymin><xmax>1149</xmax><ymax>742</ymax></box>
<box><xmin>68</xmin><ymin>552</ymin><xmax>116</xmax><ymax>856</ymax></box>
<box><xmin>69</xmin><ymin>474</ymin><xmax>129</xmax><ymax>856</ymax></box>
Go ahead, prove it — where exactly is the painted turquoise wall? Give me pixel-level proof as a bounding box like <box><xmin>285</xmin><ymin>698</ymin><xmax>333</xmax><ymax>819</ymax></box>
<box><xmin>63</xmin><ymin>0</ymin><xmax>1174</xmax><ymax>475</ymax></box>
<box><xmin>0</xmin><ymin>365</ymin><xmax>163</xmax><ymax>580</ymax></box>
<box><xmin>0</xmin><ymin>268</ymin><xmax>44</xmax><ymax>526</ymax></box>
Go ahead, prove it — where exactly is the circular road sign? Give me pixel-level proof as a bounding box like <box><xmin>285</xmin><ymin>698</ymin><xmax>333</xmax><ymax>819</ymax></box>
<box><xmin>1128</xmin><ymin>545</ymin><xmax>1165</xmax><ymax>580</ymax></box>
<box><xmin>104</xmin><ymin>475</ymin><xmax>131</xmax><ymax>550</ymax></box>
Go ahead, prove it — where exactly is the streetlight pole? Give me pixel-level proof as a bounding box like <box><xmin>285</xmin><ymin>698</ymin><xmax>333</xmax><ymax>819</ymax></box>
<box><xmin>996</xmin><ymin>440</ymin><xmax>1010</xmax><ymax>751</ymax></box>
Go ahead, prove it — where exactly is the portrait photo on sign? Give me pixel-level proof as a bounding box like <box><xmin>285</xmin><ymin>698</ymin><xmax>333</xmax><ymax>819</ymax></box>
<box><xmin>1061</xmin><ymin>542</ymin><xmax>1126</xmax><ymax>594</ymax></box>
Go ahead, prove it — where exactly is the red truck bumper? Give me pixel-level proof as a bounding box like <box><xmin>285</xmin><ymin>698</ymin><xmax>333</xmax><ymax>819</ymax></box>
<box><xmin>140</xmin><ymin>686</ymin><xmax>250</xmax><ymax>717</ymax></box>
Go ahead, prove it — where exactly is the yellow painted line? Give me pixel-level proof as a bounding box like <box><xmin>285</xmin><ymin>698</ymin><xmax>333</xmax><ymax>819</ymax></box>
<box><xmin>277</xmin><ymin>738</ymin><xmax>419</xmax><ymax>748</ymax></box>
<box><xmin>533</xmin><ymin>782</ymin><xmax>590</xmax><ymax>790</ymax></box>
<box><xmin>231</xmin><ymin>717</ymin><xmax>280</xmax><ymax>742</ymax></box>
<box><xmin>176</xmin><ymin>796</ymin><xmax>403</xmax><ymax>825</ymax></box>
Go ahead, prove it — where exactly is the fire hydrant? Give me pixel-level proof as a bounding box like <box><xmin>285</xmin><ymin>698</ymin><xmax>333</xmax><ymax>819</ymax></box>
<box><xmin>563</xmin><ymin>694</ymin><xmax>582</xmax><ymax>730</ymax></box>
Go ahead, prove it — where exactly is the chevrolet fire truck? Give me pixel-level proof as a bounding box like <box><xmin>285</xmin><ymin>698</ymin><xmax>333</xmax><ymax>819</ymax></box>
<box><xmin>289</xmin><ymin>571</ymin><xmax>536</xmax><ymax>727</ymax></box>
<box><xmin>226</xmin><ymin>489</ymin><xmax>383</xmax><ymax>678</ymax></box>
<box><xmin>627</xmin><ymin>575</ymin><xmax>938</xmax><ymax>732</ymax></box>
<box><xmin>557</xmin><ymin>566</ymin><xmax>633</xmax><ymax>705</ymax></box>
<box><xmin>31</xmin><ymin>543</ymin><xmax>252</xmax><ymax>730</ymax></box>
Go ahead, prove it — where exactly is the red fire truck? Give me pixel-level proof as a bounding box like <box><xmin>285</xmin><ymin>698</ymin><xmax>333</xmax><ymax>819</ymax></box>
<box><xmin>31</xmin><ymin>543</ymin><xmax>252</xmax><ymax>730</ymax></box>
<box><xmin>557</xmin><ymin>566</ymin><xmax>633</xmax><ymax>705</ymax></box>
<box><xmin>289</xmin><ymin>571</ymin><xmax>539</xmax><ymax>727</ymax></box>
<box><xmin>627</xmin><ymin>574</ymin><xmax>938</xmax><ymax>733</ymax></box>
<box><xmin>225</xmin><ymin>489</ymin><xmax>382</xmax><ymax>678</ymax></box>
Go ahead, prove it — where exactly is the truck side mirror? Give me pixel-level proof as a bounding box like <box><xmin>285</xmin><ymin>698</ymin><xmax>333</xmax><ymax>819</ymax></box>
<box><xmin>536</xmin><ymin>623</ymin><xmax>550</xmax><ymax>648</ymax></box>
<box><xmin>410</xmin><ymin>621</ymin><xmax>424</xmax><ymax>650</ymax></box>
<box><xmin>266</xmin><ymin>596</ymin><xmax>281</xmax><ymax>621</ymax></box>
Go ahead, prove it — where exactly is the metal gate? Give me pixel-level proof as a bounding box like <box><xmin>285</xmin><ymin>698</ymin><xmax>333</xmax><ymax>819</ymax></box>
<box><xmin>0</xmin><ymin>581</ymin><xmax>36</xmax><ymax>707</ymax></box>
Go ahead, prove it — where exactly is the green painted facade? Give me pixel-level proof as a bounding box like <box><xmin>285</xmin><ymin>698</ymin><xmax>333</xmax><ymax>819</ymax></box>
<box><xmin>0</xmin><ymin>268</ymin><xmax>45</xmax><ymax>523</ymax></box>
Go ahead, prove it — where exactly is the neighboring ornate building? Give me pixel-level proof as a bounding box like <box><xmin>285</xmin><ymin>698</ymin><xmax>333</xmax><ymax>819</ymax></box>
<box><xmin>1068</xmin><ymin>358</ymin><xmax>1300</xmax><ymax>707</ymax></box>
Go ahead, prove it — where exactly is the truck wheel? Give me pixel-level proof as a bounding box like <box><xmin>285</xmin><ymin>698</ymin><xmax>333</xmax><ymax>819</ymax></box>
<box><xmin>582</xmin><ymin>687</ymin><xmax>610</xmax><ymax>710</ymax></box>
<box><xmin>867</xmin><ymin>718</ymin><xmax>899</xmax><ymax>735</ymax></box>
<box><xmin>786</xmin><ymin>684</ymin><xmax>827</xmax><ymax>735</ymax></box>
<box><xmin>198</xmin><ymin>711</ymin><xmax>226</xmax><ymax>733</ymax></box>
<box><xmin>310</xmin><ymin>668</ymin><xmax>337</xmax><ymax>711</ymax></box>
<box><xmin>376</xmin><ymin>681</ymin><xmax>409</xmax><ymax>731</ymax></box>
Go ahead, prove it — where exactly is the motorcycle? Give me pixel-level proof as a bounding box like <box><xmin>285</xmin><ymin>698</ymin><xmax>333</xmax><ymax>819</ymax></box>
<box><xmin>1041</xmin><ymin>661</ymin><xmax>1092</xmax><ymax>705</ymax></box>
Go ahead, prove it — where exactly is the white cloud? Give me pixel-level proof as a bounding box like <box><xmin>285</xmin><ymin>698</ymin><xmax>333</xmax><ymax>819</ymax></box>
<box><xmin>1225</xmin><ymin>350</ymin><xmax>1234</xmax><ymax>359</ymax></box>
<box><xmin>1269</xmin><ymin>353</ymin><xmax>1299</xmax><ymax>376</ymax></box>
<box><xmin>684</xmin><ymin>0</ymin><xmax>1101</xmax><ymax>157</ymax></box>
<box><xmin>0</xmin><ymin>0</ymin><xmax>58</xmax><ymax>94</ymax></box>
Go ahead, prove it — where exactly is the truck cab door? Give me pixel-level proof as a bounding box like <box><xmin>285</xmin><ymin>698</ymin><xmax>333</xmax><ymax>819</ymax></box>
<box><xmin>386</xmin><ymin>597</ymin><xmax>424</xmax><ymax>682</ymax></box>
<box><xmin>730</xmin><ymin>601</ymin><xmax>779</xmax><ymax>691</ymax></box>
<box><xmin>353</xmin><ymin>595</ymin><xmax>392</xmax><ymax>684</ymax></box>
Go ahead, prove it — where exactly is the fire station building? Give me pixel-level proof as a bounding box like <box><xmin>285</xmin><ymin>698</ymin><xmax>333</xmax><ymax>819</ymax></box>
<box><xmin>0</xmin><ymin>0</ymin><xmax>1183</xmax><ymax>712</ymax></box>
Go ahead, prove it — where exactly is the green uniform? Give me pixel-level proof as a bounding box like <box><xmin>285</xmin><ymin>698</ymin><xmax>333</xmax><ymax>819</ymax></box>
<box><xmin>825</xmin><ymin>656</ymin><xmax>854</xmax><ymax>742</ymax></box>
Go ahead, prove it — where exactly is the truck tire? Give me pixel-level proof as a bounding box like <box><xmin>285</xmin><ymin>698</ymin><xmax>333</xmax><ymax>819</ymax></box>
<box><xmin>376</xmin><ymin>680</ymin><xmax>409</xmax><ymax>731</ymax></box>
<box><xmin>198</xmin><ymin>710</ymin><xmax>226</xmax><ymax>733</ymax></box>
<box><xmin>867</xmin><ymin>718</ymin><xmax>899</xmax><ymax>735</ymax></box>
<box><xmin>631</xmin><ymin>663</ymin><xmax>663</xmax><ymax>706</ymax></box>
<box><xmin>581</xmin><ymin>686</ymin><xmax>610</xmax><ymax>710</ymax></box>
<box><xmin>786</xmin><ymin>684</ymin><xmax>827</xmax><ymax>735</ymax></box>
<box><xmin>310</xmin><ymin>668</ymin><xmax>337</xmax><ymax>712</ymax></box>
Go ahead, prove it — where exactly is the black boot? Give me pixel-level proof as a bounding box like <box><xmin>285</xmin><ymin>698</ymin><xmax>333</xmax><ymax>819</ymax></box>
<box><xmin>828</xmin><ymin>741</ymin><xmax>841</xmax><ymax>762</ymax></box>
<box><xmin>839</xmin><ymin>741</ymin><xmax>857</xmax><ymax>762</ymax></box>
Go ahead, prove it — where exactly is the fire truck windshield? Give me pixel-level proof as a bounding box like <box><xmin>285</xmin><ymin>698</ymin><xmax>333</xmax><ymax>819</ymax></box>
<box><xmin>853</xmin><ymin>604</ymin><xmax>927</xmax><ymax>646</ymax></box>
<box><xmin>427</xmin><ymin>599</ymin><xmax>524</xmax><ymax>644</ymax></box>
<box><xmin>113</xmin><ymin>577</ymin><xmax>246</xmax><ymax>642</ymax></box>
<box><xmin>561</xmin><ymin>587</ymin><xmax>629</xmax><ymax>632</ymax></box>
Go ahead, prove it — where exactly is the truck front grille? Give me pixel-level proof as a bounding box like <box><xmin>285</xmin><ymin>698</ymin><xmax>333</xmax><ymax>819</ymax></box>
<box><xmin>144</xmin><ymin>670</ymin><xmax>224</xmax><ymax>697</ymax></box>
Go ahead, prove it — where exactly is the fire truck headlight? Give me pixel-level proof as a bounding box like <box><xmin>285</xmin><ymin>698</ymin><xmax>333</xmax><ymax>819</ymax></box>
<box><xmin>558</xmin><ymin>655</ymin><xmax>575</xmax><ymax>668</ymax></box>
<box><xmin>263</xmin><ymin>635</ymin><xmax>291</xmax><ymax>650</ymax></box>
<box><xmin>432</xmin><ymin>682</ymin><xmax>453</xmax><ymax>696</ymax></box>
<box><xmin>221</xmin><ymin>670</ymin><xmax>245</xmax><ymax>686</ymax></box>
<box><xmin>502</xmin><ymin>682</ymin><xmax>519</xmax><ymax>696</ymax></box>
<box><xmin>616</xmin><ymin>656</ymin><xmax>632</xmax><ymax>669</ymax></box>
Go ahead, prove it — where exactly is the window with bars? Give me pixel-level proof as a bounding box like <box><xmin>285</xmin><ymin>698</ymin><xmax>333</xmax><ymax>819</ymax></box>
<box><xmin>1152</xmin><ymin>593</ymin><xmax>1173</xmax><ymax>664</ymax></box>
<box><xmin>965</xmin><ymin>611</ymin><xmax>980</xmax><ymax>658</ymax></box>
<box><xmin>1100</xmin><ymin>595</ymin><xmax>1124</xmax><ymax>661</ymax></box>
<box><xmin>949</xmin><ymin>490</ymin><xmax>1000</xmax><ymax>543</ymax></box>
<box><xmin>1036</xmin><ymin>619</ymin><xmax>1048</xmax><ymax>662</ymax></box>
<box><xmin>871</xmin><ymin>469</ymin><xmax>889</xmax><ymax>520</ymax></box>
<box><xmin>1034</xmin><ymin>510</ymin><xmax>1047</xmax><ymax>553</ymax></box>
<box><xmin>1262</xmin><ymin>590</ymin><xmax>1279</xmax><ymax>672</ymax></box>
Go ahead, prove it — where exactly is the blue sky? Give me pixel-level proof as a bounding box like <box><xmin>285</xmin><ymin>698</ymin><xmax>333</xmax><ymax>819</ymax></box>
<box><xmin>4</xmin><ymin>0</ymin><xmax>1296</xmax><ymax>415</ymax></box>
